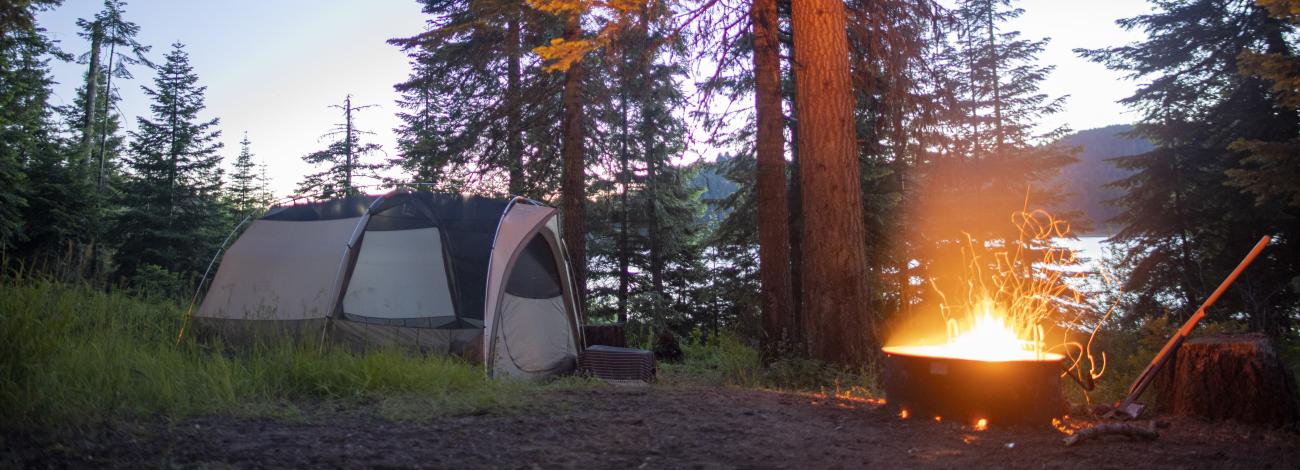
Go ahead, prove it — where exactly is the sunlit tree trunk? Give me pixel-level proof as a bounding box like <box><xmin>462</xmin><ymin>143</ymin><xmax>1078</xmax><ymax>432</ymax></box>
<box><xmin>791</xmin><ymin>0</ymin><xmax>875</xmax><ymax>364</ymax></box>
<box><xmin>752</xmin><ymin>0</ymin><xmax>795</xmax><ymax>358</ymax></box>
<box><xmin>560</xmin><ymin>14</ymin><xmax>588</xmax><ymax>319</ymax></box>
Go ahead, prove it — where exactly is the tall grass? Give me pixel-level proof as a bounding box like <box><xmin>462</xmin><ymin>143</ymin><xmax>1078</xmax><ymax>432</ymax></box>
<box><xmin>0</xmin><ymin>279</ymin><xmax>525</xmax><ymax>430</ymax></box>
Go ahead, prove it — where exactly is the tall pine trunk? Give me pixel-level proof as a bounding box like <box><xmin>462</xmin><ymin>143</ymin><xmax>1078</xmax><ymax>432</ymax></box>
<box><xmin>80</xmin><ymin>23</ymin><xmax>102</xmax><ymax>168</ymax></box>
<box><xmin>506</xmin><ymin>14</ymin><xmax>524</xmax><ymax>195</ymax></box>
<box><xmin>790</xmin><ymin>0</ymin><xmax>875</xmax><ymax>364</ymax></box>
<box><xmin>752</xmin><ymin>0</ymin><xmax>795</xmax><ymax>357</ymax></box>
<box><xmin>560</xmin><ymin>15</ymin><xmax>588</xmax><ymax>321</ymax></box>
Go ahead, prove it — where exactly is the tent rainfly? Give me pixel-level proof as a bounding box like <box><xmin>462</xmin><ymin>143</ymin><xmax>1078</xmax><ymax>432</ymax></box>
<box><xmin>192</xmin><ymin>190</ymin><xmax>585</xmax><ymax>379</ymax></box>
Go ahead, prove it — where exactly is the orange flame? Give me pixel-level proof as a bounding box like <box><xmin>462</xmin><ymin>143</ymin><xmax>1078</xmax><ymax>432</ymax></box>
<box><xmin>886</xmin><ymin>205</ymin><xmax>1110</xmax><ymax>383</ymax></box>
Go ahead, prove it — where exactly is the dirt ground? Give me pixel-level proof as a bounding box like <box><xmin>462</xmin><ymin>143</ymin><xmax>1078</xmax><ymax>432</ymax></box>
<box><xmin>4</xmin><ymin>385</ymin><xmax>1298</xmax><ymax>469</ymax></box>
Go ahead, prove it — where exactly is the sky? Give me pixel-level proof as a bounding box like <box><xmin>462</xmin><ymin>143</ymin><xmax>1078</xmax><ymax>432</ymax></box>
<box><xmin>38</xmin><ymin>0</ymin><xmax>1153</xmax><ymax>199</ymax></box>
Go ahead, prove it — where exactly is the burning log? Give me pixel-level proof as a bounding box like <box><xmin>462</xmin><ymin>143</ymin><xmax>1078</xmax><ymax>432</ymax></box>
<box><xmin>1062</xmin><ymin>421</ymin><xmax>1158</xmax><ymax>447</ymax></box>
<box><xmin>1153</xmin><ymin>333</ymin><xmax>1299</xmax><ymax>426</ymax></box>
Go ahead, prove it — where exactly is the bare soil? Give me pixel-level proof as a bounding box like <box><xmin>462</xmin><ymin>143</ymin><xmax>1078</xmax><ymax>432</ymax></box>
<box><xmin>4</xmin><ymin>385</ymin><xmax>1298</xmax><ymax>469</ymax></box>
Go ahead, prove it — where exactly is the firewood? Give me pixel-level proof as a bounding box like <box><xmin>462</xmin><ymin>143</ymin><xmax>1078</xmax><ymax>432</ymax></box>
<box><xmin>1062</xmin><ymin>421</ymin><xmax>1158</xmax><ymax>447</ymax></box>
<box><xmin>1153</xmin><ymin>333</ymin><xmax>1300</xmax><ymax>426</ymax></box>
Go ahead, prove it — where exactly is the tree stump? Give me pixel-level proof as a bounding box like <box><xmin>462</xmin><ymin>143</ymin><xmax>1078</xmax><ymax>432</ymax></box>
<box><xmin>1153</xmin><ymin>333</ymin><xmax>1299</xmax><ymax>426</ymax></box>
<box><xmin>582</xmin><ymin>324</ymin><xmax>626</xmax><ymax>348</ymax></box>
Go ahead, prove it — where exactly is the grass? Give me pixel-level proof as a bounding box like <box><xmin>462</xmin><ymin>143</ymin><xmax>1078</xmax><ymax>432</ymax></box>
<box><xmin>0</xmin><ymin>278</ymin><xmax>547</xmax><ymax>431</ymax></box>
<box><xmin>660</xmin><ymin>333</ymin><xmax>883</xmax><ymax>399</ymax></box>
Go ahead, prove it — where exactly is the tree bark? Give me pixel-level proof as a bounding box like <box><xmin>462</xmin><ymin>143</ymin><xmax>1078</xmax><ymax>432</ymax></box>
<box><xmin>752</xmin><ymin>0</ymin><xmax>795</xmax><ymax>358</ymax></box>
<box><xmin>790</xmin><ymin>0</ymin><xmax>875</xmax><ymax>364</ymax></box>
<box><xmin>1153</xmin><ymin>333</ymin><xmax>1299</xmax><ymax>426</ymax></box>
<box><xmin>560</xmin><ymin>14</ymin><xmax>588</xmax><ymax>320</ymax></box>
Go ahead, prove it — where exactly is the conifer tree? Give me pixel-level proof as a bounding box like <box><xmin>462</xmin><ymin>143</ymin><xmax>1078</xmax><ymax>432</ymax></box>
<box><xmin>297</xmin><ymin>95</ymin><xmax>384</xmax><ymax>199</ymax></box>
<box><xmin>790</xmin><ymin>0</ymin><xmax>876</xmax><ymax>364</ymax></box>
<box><xmin>114</xmin><ymin>43</ymin><xmax>225</xmax><ymax>280</ymax></box>
<box><xmin>0</xmin><ymin>0</ymin><xmax>61</xmax><ymax>37</ymax></box>
<box><xmin>1229</xmin><ymin>0</ymin><xmax>1300</xmax><ymax>208</ymax></box>
<box><xmin>75</xmin><ymin>0</ymin><xmax>150</xmax><ymax>183</ymax></box>
<box><xmin>19</xmin><ymin>65</ymin><xmax>121</xmax><ymax>263</ymax></box>
<box><xmin>389</xmin><ymin>0</ymin><xmax>564</xmax><ymax>197</ymax></box>
<box><xmin>1080</xmin><ymin>0</ymin><xmax>1299</xmax><ymax>338</ymax></box>
<box><xmin>227</xmin><ymin>133</ymin><xmax>268</xmax><ymax>213</ymax></box>
<box><xmin>0</xmin><ymin>6</ymin><xmax>63</xmax><ymax>250</ymax></box>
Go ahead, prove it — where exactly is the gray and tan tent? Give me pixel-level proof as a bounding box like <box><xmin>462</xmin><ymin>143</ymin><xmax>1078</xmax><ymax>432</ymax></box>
<box><xmin>192</xmin><ymin>190</ymin><xmax>585</xmax><ymax>379</ymax></box>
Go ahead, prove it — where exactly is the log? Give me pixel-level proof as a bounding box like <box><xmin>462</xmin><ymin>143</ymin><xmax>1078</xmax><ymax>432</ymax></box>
<box><xmin>583</xmin><ymin>324</ymin><xmax>627</xmax><ymax>348</ymax></box>
<box><xmin>1063</xmin><ymin>421</ymin><xmax>1158</xmax><ymax>447</ymax></box>
<box><xmin>1153</xmin><ymin>333</ymin><xmax>1299</xmax><ymax>426</ymax></box>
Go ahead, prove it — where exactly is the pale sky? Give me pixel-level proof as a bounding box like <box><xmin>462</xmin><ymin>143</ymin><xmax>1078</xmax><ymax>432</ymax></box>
<box><xmin>37</xmin><ymin>0</ymin><xmax>1153</xmax><ymax>198</ymax></box>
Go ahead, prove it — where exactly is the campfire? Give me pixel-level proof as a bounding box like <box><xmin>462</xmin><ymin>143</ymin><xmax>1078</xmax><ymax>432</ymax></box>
<box><xmin>882</xmin><ymin>209</ymin><xmax>1102</xmax><ymax>426</ymax></box>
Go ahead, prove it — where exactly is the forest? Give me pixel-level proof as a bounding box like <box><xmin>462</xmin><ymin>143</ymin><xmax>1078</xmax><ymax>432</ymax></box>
<box><xmin>2</xmin><ymin>0</ymin><xmax>1300</xmax><ymax>466</ymax></box>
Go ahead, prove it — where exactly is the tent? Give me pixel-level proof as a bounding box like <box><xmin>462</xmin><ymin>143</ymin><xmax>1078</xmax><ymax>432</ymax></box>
<box><xmin>192</xmin><ymin>189</ymin><xmax>585</xmax><ymax>379</ymax></box>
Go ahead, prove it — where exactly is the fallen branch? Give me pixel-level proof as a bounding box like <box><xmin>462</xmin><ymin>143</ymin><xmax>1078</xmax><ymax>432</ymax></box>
<box><xmin>1063</xmin><ymin>421</ymin><xmax>1159</xmax><ymax>447</ymax></box>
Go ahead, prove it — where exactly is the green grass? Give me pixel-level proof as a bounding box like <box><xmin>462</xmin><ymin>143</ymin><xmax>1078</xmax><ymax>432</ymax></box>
<box><xmin>660</xmin><ymin>333</ymin><xmax>883</xmax><ymax>399</ymax></box>
<box><xmin>0</xmin><ymin>279</ymin><xmax>538</xmax><ymax>430</ymax></box>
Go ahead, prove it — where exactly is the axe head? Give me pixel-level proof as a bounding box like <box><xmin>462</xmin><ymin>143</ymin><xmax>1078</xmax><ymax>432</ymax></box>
<box><xmin>1104</xmin><ymin>400</ymin><xmax>1146</xmax><ymax>420</ymax></box>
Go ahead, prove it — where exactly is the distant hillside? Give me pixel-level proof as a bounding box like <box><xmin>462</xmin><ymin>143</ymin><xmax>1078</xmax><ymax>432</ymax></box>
<box><xmin>1055</xmin><ymin>124</ymin><xmax>1152</xmax><ymax>235</ymax></box>
<box><xmin>686</xmin><ymin>127</ymin><xmax>1152</xmax><ymax>235</ymax></box>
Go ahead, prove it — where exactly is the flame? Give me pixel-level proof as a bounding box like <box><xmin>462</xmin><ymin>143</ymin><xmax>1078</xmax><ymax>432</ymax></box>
<box><xmin>974</xmin><ymin>418</ymin><xmax>988</xmax><ymax>431</ymax></box>
<box><xmin>899</xmin><ymin>409</ymin><xmax>910</xmax><ymax>420</ymax></box>
<box><xmin>883</xmin><ymin>299</ymin><xmax>1062</xmax><ymax>361</ymax></box>
<box><xmin>884</xmin><ymin>206</ymin><xmax>1110</xmax><ymax>367</ymax></box>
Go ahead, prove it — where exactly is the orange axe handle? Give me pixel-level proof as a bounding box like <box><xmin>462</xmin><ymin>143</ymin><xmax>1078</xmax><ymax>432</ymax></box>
<box><xmin>1120</xmin><ymin>235</ymin><xmax>1272</xmax><ymax>403</ymax></box>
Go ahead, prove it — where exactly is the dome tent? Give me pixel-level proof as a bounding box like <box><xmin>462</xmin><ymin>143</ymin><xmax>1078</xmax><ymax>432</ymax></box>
<box><xmin>191</xmin><ymin>189</ymin><xmax>585</xmax><ymax>379</ymax></box>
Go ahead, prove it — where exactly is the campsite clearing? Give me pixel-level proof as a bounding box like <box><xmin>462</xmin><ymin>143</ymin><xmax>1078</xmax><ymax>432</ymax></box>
<box><xmin>6</xmin><ymin>385</ymin><xmax>1297</xmax><ymax>469</ymax></box>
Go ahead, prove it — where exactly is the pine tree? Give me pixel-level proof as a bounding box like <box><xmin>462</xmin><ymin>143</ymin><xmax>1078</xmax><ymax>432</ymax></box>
<box><xmin>74</xmin><ymin>0</ymin><xmax>151</xmax><ymax>186</ymax></box>
<box><xmin>297</xmin><ymin>95</ymin><xmax>383</xmax><ymax>199</ymax></box>
<box><xmin>1080</xmin><ymin>0</ymin><xmax>1300</xmax><ymax>338</ymax></box>
<box><xmin>791</xmin><ymin>0</ymin><xmax>876</xmax><ymax>364</ymax></box>
<box><xmin>751</xmin><ymin>0</ymin><xmax>796</xmax><ymax>356</ymax></box>
<box><xmin>1229</xmin><ymin>0</ymin><xmax>1300</xmax><ymax>208</ymax></box>
<box><xmin>114</xmin><ymin>43</ymin><xmax>225</xmax><ymax>280</ymax></box>
<box><xmin>227</xmin><ymin>133</ymin><xmax>268</xmax><ymax>213</ymax></box>
<box><xmin>0</xmin><ymin>8</ymin><xmax>63</xmax><ymax>250</ymax></box>
<box><xmin>388</xmin><ymin>0</ymin><xmax>564</xmax><ymax>197</ymax></box>
<box><xmin>19</xmin><ymin>65</ymin><xmax>120</xmax><ymax>264</ymax></box>
<box><xmin>0</xmin><ymin>0</ymin><xmax>61</xmax><ymax>37</ymax></box>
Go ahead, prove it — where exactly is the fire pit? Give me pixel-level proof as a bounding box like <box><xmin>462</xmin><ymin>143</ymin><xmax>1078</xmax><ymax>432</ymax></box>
<box><xmin>882</xmin><ymin>345</ymin><xmax>1067</xmax><ymax>425</ymax></box>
